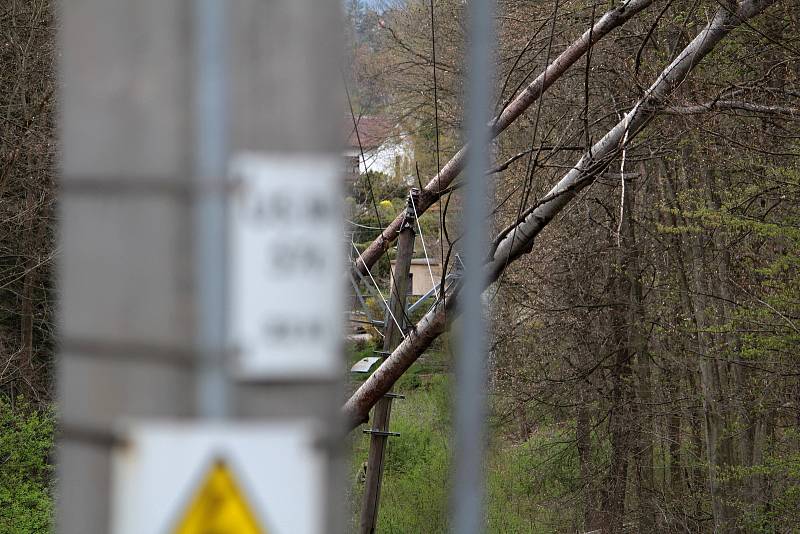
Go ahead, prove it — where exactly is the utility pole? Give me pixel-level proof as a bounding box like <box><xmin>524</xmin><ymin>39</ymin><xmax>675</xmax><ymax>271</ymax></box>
<box><xmin>359</xmin><ymin>188</ymin><xmax>419</xmax><ymax>534</ymax></box>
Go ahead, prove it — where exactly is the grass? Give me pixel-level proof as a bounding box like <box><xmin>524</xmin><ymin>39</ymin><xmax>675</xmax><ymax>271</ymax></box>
<box><xmin>346</xmin><ymin>340</ymin><xmax>452</xmax><ymax>532</ymax></box>
<box><xmin>346</xmin><ymin>341</ymin><xmax>583</xmax><ymax>533</ymax></box>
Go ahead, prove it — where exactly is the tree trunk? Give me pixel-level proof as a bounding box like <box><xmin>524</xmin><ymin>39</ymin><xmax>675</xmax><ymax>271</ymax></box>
<box><xmin>622</xmin><ymin>172</ymin><xmax>655</xmax><ymax>531</ymax></box>
<box><xmin>577</xmin><ymin>387</ymin><xmax>601</xmax><ymax>531</ymax></box>
<box><xmin>603</xmin><ymin>327</ymin><xmax>633</xmax><ymax>534</ymax></box>
<box><xmin>683</xmin><ymin>154</ymin><xmax>737</xmax><ymax>531</ymax></box>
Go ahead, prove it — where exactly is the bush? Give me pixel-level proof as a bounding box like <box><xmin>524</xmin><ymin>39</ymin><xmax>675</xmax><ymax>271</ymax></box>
<box><xmin>353</xmin><ymin>171</ymin><xmax>408</xmax><ymax>206</ymax></box>
<box><xmin>0</xmin><ymin>397</ymin><xmax>55</xmax><ymax>534</ymax></box>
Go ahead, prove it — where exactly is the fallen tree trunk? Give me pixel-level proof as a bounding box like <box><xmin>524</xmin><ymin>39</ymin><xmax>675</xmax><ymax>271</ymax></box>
<box><xmin>342</xmin><ymin>0</ymin><xmax>780</xmax><ymax>431</ymax></box>
<box><xmin>351</xmin><ymin>0</ymin><xmax>655</xmax><ymax>279</ymax></box>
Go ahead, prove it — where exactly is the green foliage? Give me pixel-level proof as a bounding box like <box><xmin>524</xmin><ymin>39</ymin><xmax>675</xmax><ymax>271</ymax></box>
<box><xmin>658</xmin><ymin>159</ymin><xmax>800</xmax><ymax>527</ymax></box>
<box><xmin>377</xmin><ymin>393</ymin><xmax>451</xmax><ymax>534</ymax></box>
<box><xmin>347</xmin><ymin>343</ymin><xmax>585</xmax><ymax>533</ymax></box>
<box><xmin>350</xmin><ymin>172</ymin><xmax>410</xmax><ymax>280</ymax></box>
<box><xmin>726</xmin><ymin>430</ymin><xmax>800</xmax><ymax>532</ymax></box>
<box><xmin>348</xmin><ymin>369</ymin><xmax>451</xmax><ymax>533</ymax></box>
<box><xmin>0</xmin><ymin>397</ymin><xmax>55</xmax><ymax>534</ymax></box>
<box><xmin>487</xmin><ymin>426</ymin><xmax>582</xmax><ymax>533</ymax></box>
<box><xmin>353</xmin><ymin>171</ymin><xmax>407</xmax><ymax>208</ymax></box>
<box><xmin>724</xmin><ymin>165</ymin><xmax>799</xmax><ymax>363</ymax></box>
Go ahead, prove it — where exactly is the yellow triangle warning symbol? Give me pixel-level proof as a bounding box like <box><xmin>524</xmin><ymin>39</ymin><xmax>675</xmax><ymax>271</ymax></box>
<box><xmin>172</xmin><ymin>458</ymin><xmax>267</xmax><ymax>534</ymax></box>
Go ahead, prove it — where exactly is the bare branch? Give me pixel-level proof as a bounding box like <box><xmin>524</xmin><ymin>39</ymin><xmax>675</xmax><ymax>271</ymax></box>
<box><xmin>351</xmin><ymin>0</ymin><xmax>656</xmax><ymax>278</ymax></box>
<box><xmin>341</xmin><ymin>0</ymin><xmax>780</xmax><ymax>432</ymax></box>
<box><xmin>665</xmin><ymin>100</ymin><xmax>800</xmax><ymax>117</ymax></box>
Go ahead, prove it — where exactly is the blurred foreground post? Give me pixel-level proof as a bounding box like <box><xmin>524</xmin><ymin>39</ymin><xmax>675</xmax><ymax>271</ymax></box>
<box><xmin>453</xmin><ymin>1</ymin><xmax>494</xmax><ymax>533</ymax></box>
<box><xmin>58</xmin><ymin>1</ymin><xmax>343</xmax><ymax>533</ymax></box>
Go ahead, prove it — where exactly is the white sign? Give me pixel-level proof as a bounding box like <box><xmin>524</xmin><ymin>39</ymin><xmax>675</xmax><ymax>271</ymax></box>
<box><xmin>227</xmin><ymin>153</ymin><xmax>343</xmax><ymax>379</ymax></box>
<box><xmin>111</xmin><ymin>421</ymin><xmax>326</xmax><ymax>534</ymax></box>
<box><xmin>351</xmin><ymin>356</ymin><xmax>381</xmax><ymax>373</ymax></box>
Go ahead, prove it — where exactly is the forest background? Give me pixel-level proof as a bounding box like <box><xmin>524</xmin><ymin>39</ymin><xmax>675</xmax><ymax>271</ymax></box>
<box><xmin>343</xmin><ymin>0</ymin><xmax>799</xmax><ymax>532</ymax></box>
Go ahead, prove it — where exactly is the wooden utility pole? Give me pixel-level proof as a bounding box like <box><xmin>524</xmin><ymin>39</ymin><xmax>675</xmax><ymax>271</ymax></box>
<box><xmin>359</xmin><ymin>188</ymin><xmax>419</xmax><ymax>534</ymax></box>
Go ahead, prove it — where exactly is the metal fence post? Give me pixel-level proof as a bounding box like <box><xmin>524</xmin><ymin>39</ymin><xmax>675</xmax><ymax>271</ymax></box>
<box><xmin>453</xmin><ymin>1</ymin><xmax>495</xmax><ymax>533</ymax></box>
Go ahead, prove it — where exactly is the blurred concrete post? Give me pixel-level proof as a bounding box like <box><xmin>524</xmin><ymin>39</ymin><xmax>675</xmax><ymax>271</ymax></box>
<box><xmin>58</xmin><ymin>1</ymin><xmax>343</xmax><ymax>533</ymax></box>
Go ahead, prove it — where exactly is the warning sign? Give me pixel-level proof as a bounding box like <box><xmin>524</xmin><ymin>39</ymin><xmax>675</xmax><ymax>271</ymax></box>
<box><xmin>227</xmin><ymin>153</ymin><xmax>344</xmax><ymax>380</ymax></box>
<box><xmin>173</xmin><ymin>459</ymin><xmax>265</xmax><ymax>534</ymax></box>
<box><xmin>111</xmin><ymin>422</ymin><xmax>325</xmax><ymax>534</ymax></box>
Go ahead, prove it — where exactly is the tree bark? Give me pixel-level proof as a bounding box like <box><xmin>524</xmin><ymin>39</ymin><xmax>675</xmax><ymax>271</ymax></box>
<box><xmin>486</xmin><ymin>0</ymin><xmax>780</xmax><ymax>282</ymax></box>
<box><xmin>576</xmin><ymin>388</ymin><xmax>600</xmax><ymax>531</ymax></box>
<box><xmin>603</xmin><ymin>291</ymin><xmax>634</xmax><ymax>534</ymax></box>
<box><xmin>622</xmin><ymin>173</ymin><xmax>655</xmax><ymax>531</ymax></box>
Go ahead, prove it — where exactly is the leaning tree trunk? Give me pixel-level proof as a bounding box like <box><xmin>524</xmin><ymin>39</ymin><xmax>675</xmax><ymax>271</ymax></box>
<box><xmin>342</xmin><ymin>0</ymin><xmax>782</xmax><ymax>433</ymax></box>
<box><xmin>351</xmin><ymin>0</ymin><xmax>656</xmax><ymax>279</ymax></box>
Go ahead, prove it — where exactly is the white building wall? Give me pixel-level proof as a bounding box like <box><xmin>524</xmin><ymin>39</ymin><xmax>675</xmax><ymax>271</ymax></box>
<box><xmin>359</xmin><ymin>139</ymin><xmax>413</xmax><ymax>178</ymax></box>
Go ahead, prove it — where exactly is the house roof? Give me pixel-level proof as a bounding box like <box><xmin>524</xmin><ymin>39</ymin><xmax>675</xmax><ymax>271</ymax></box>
<box><xmin>345</xmin><ymin>115</ymin><xmax>395</xmax><ymax>151</ymax></box>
